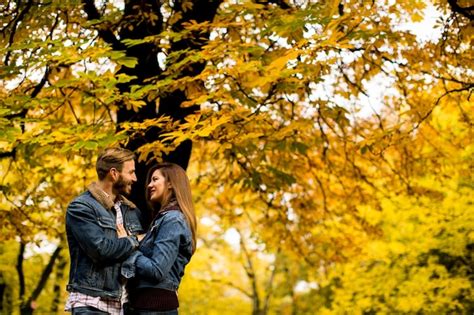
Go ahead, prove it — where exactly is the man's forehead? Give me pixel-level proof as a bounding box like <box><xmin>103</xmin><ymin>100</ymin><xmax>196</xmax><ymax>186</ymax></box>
<box><xmin>122</xmin><ymin>159</ymin><xmax>135</xmax><ymax>170</ymax></box>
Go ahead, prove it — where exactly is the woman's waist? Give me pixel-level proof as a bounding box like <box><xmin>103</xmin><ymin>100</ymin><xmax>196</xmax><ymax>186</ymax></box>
<box><xmin>128</xmin><ymin>277</ymin><xmax>179</xmax><ymax>291</ymax></box>
<box><xmin>128</xmin><ymin>287</ymin><xmax>179</xmax><ymax>311</ymax></box>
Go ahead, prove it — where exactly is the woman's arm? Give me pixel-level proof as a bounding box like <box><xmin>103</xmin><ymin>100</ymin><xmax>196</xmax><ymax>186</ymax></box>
<box><xmin>135</xmin><ymin>212</ymin><xmax>188</xmax><ymax>281</ymax></box>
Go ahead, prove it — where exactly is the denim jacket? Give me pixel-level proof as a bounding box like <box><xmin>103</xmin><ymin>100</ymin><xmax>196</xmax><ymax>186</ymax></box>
<box><xmin>66</xmin><ymin>183</ymin><xmax>144</xmax><ymax>300</ymax></box>
<box><xmin>121</xmin><ymin>208</ymin><xmax>193</xmax><ymax>291</ymax></box>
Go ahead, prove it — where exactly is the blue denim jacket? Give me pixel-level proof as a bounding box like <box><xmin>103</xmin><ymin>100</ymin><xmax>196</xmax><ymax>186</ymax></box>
<box><xmin>66</xmin><ymin>183</ymin><xmax>144</xmax><ymax>300</ymax></box>
<box><xmin>121</xmin><ymin>209</ymin><xmax>193</xmax><ymax>291</ymax></box>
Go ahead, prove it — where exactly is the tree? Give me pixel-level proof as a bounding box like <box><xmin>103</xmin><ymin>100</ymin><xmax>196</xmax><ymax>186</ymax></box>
<box><xmin>1</xmin><ymin>0</ymin><xmax>473</xmax><ymax>313</ymax></box>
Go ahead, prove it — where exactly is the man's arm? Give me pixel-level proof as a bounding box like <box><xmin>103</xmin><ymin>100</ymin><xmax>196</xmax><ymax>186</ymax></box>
<box><xmin>66</xmin><ymin>200</ymin><xmax>139</xmax><ymax>264</ymax></box>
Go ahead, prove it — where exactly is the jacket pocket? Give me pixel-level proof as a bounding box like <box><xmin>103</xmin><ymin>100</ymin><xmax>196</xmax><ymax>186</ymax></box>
<box><xmin>127</xmin><ymin>222</ymin><xmax>143</xmax><ymax>234</ymax></box>
<box><xmin>86</xmin><ymin>264</ymin><xmax>105</xmax><ymax>288</ymax></box>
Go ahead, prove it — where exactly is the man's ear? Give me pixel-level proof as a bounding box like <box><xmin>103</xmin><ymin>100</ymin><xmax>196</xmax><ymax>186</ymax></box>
<box><xmin>109</xmin><ymin>168</ymin><xmax>119</xmax><ymax>181</ymax></box>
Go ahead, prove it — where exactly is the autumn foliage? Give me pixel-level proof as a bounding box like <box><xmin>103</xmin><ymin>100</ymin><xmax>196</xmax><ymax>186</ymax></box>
<box><xmin>0</xmin><ymin>0</ymin><xmax>473</xmax><ymax>314</ymax></box>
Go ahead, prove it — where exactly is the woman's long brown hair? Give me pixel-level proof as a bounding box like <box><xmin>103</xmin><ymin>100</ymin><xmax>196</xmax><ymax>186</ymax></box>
<box><xmin>146</xmin><ymin>163</ymin><xmax>197</xmax><ymax>253</ymax></box>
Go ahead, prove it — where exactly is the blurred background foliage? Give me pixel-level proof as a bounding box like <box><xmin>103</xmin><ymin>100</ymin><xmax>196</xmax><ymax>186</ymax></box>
<box><xmin>0</xmin><ymin>0</ymin><xmax>473</xmax><ymax>313</ymax></box>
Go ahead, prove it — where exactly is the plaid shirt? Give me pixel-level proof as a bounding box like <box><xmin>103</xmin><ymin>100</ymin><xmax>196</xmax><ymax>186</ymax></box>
<box><xmin>114</xmin><ymin>202</ymin><xmax>124</xmax><ymax>227</ymax></box>
<box><xmin>65</xmin><ymin>291</ymin><xmax>123</xmax><ymax>315</ymax></box>
<box><xmin>65</xmin><ymin>200</ymin><xmax>128</xmax><ymax>314</ymax></box>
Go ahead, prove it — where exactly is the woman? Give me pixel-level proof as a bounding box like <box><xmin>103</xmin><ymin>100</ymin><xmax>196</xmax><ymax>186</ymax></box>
<box><xmin>122</xmin><ymin>163</ymin><xmax>197</xmax><ymax>315</ymax></box>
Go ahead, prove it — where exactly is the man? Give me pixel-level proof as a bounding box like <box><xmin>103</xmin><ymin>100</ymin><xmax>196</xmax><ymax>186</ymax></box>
<box><xmin>65</xmin><ymin>147</ymin><xmax>145</xmax><ymax>314</ymax></box>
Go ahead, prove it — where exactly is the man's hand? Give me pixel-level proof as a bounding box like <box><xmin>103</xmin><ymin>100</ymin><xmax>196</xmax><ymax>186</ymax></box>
<box><xmin>137</xmin><ymin>234</ymin><xmax>146</xmax><ymax>242</ymax></box>
<box><xmin>117</xmin><ymin>224</ymin><xmax>128</xmax><ymax>238</ymax></box>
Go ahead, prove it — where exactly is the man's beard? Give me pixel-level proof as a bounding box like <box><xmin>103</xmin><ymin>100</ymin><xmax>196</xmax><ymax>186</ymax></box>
<box><xmin>114</xmin><ymin>175</ymin><xmax>132</xmax><ymax>196</ymax></box>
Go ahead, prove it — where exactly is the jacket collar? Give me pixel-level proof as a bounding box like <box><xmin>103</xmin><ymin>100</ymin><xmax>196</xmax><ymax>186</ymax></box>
<box><xmin>87</xmin><ymin>182</ymin><xmax>137</xmax><ymax>210</ymax></box>
<box><xmin>161</xmin><ymin>198</ymin><xmax>179</xmax><ymax>212</ymax></box>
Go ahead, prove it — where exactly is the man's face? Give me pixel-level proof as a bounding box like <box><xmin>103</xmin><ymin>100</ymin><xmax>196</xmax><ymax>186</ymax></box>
<box><xmin>113</xmin><ymin>160</ymin><xmax>137</xmax><ymax>196</ymax></box>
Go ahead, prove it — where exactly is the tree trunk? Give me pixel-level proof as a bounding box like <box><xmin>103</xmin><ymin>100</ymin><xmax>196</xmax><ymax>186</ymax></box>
<box><xmin>16</xmin><ymin>242</ymin><xmax>26</xmax><ymax>309</ymax></box>
<box><xmin>112</xmin><ymin>0</ymin><xmax>222</xmax><ymax>218</ymax></box>
<box><xmin>0</xmin><ymin>274</ymin><xmax>5</xmax><ymax>313</ymax></box>
<box><xmin>51</xmin><ymin>246</ymin><xmax>67</xmax><ymax>314</ymax></box>
<box><xmin>20</xmin><ymin>246</ymin><xmax>62</xmax><ymax>315</ymax></box>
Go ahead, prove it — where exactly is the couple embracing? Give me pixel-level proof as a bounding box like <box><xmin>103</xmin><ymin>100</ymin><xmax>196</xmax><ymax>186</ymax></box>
<box><xmin>65</xmin><ymin>147</ymin><xmax>196</xmax><ymax>314</ymax></box>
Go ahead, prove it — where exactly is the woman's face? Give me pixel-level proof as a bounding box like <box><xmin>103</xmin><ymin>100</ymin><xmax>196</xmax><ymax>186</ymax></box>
<box><xmin>148</xmin><ymin>169</ymin><xmax>169</xmax><ymax>203</ymax></box>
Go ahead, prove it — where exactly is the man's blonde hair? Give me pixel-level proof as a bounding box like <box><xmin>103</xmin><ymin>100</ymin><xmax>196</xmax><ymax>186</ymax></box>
<box><xmin>96</xmin><ymin>147</ymin><xmax>135</xmax><ymax>180</ymax></box>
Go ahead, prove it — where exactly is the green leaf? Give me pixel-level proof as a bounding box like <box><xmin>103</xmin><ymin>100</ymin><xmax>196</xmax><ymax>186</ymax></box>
<box><xmin>116</xmin><ymin>56</ymin><xmax>138</xmax><ymax>68</ymax></box>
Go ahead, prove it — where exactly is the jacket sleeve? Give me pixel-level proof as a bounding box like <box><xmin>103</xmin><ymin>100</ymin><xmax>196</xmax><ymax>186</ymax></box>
<box><xmin>134</xmin><ymin>213</ymin><xmax>187</xmax><ymax>281</ymax></box>
<box><xmin>66</xmin><ymin>200</ymin><xmax>139</xmax><ymax>264</ymax></box>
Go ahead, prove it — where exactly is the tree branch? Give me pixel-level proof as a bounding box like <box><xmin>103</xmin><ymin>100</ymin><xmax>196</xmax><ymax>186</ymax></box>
<box><xmin>81</xmin><ymin>0</ymin><xmax>125</xmax><ymax>51</ymax></box>
<box><xmin>30</xmin><ymin>66</ymin><xmax>50</xmax><ymax>98</ymax></box>
<box><xmin>0</xmin><ymin>0</ymin><xmax>19</xmax><ymax>33</ymax></box>
<box><xmin>262</xmin><ymin>250</ymin><xmax>280</xmax><ymax>315</ymax></box>
<box><xmin>447</xmin><ymin>0</ymin><xmax>474</xmax><ymax>21</ymax></box>
<box><xmin>16</xmin><ymin>243</ymin><xmax>26</xmax><ymax>303</ymax></box>
<box><xmin>4</xmin><ymin>0</ymin><xmax>34</xmax><ymax>66</ymax></box>
<box><xmin>210</xmin><ymin>279</ymin><xmax>253</xmax><ymax>298</ymax></box>
<box><xmin>412</xmin><ymin>84</ymin><xmax>474</xmax><ymax>132</ymax></box>
<box><xmin>255</xmin><ymin>0</ymin><xmax>291</xmax><ymax>9</ymax></box>
<box><xmin>0</xmin><ymin>149</ymin><xmax>16</xmax><ymax>159</ymax></box>
<box><xmin>51</xmin><ymin>245</ymin><xmax>67</xmax><ymax>313</ymax></box>
<box><xmin>23</xmin><ymin>246</ymin><xmax>63</xmax><ymax>313</ymax></box>
<box><xmin>237</xmin><ymin>229</ymin><xmax>261</xmax><ymax>314</ymax></box>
